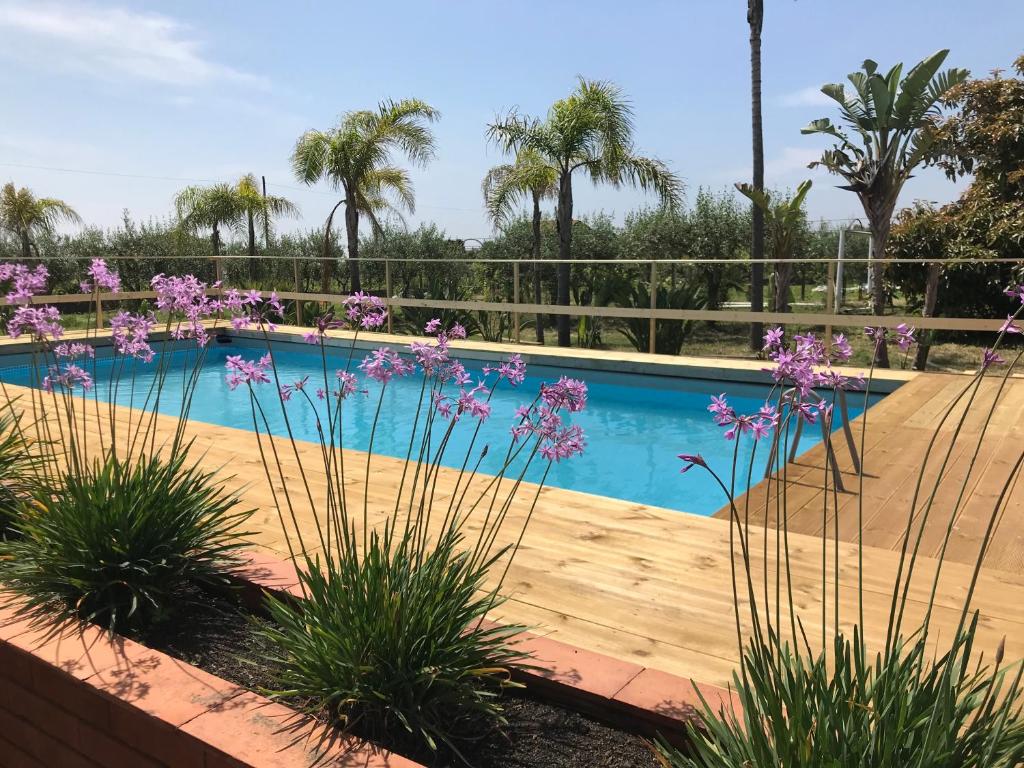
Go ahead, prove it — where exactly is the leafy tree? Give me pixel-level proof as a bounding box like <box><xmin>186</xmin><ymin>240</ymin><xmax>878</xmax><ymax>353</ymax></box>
<box><xmin>803</xmin><ymin>50</ymin><xmax>968</xmax><ymax>365</ymax></box>
<box><xmin>233</xmin><ymin>174</ymin><xmax>298</xmax><ymax>281</ymax></box>
<box><xmin>889</xmin><ymin>55</ymin><xmax>1024</xmax><ymax>367</ymax></box>
<box><xmin>173</xmin><ymin>183</ymin><xmax>242</xmax><ymax>260</ymax></box>
<box><xmin>482</xmin><ymin>148</ymin><xmax>557</xmax><ymax>343</ymax></box>
<box><xmin>291</xmin><ymin>98</ymin><xmax>440</xmax><ymax>293</ymax></box>
<box><xmin>0</xmin><ymin>183</ymin><xmax>81</xmax><ymax>260</ymax></box>
<box><xmin>688</xmin><ymin>189</ymin><xmax>750</xmax><ymax>311</ymax></box>
<box><xmin>488</xmin><ymin>77</ymin><xmax>683</xmax><ymax>347</ymax></box>
<box><xmin>736</xmin><ymin>180</ymin><xmax>812</xmax><ymax>313</ymax></box>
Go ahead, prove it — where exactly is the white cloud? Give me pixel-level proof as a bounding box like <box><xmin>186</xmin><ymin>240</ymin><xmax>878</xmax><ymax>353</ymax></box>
<box><xmin>0</xmin><ymin>1</ymin><xmax>268</xmax><ymax>88</ymax></box>
<box><xmin>765</xmin><ymin>146</ymin><xmax>821</xmax><ymax>178</ymax></box>
<box><xmin>780</xmin><ymin>86</ymin><xmax>833</xmax><ymax>107</ymax></box>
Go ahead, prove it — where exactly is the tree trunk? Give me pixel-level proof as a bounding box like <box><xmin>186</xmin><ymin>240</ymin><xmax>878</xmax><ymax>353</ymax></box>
<box><xmin>555</xmin><ymin>171</ymin><xmax>573</xmax><ymax>347</ymax></box>
<box><xmin>322</xmin><ymin>199</ymin><xmax>345</xmax><ymax>295</ymax></box>
<box><xmin>531</xmin><ymin>191</ymin><xmax>545</xmax><ymax>344</ymax></box>
<box><xmin>868</xmin><ymin>215</ymin><xmax>891</xmax><ymax>367</ymax></box>
<box><xmin>247</xmin><ymin>211</ymin><xmax>257</xmax><ymax>284</ymax></box>
<box><xmin>20</xmin><ymin>231</ymin><xmax>30</xmax><ymax>261</ymax></box>
<box><xmin>748</xmin><ymin>0</ymin><xmax>765</xmax><ymax>351</ymax></box>
<box><xmin>345</xmin><ymin>200</ymin><xmax>361</xmax><ymax>294</ymax></box>
<box><xmin>775</xmin><ymin>261</ymin><xmax>794</xmax><ymax>314</ymax></box>
<box><xmin>913</xmin><ymin>262</ymin><xmax>941</xmax><ymax>370</ymax></box>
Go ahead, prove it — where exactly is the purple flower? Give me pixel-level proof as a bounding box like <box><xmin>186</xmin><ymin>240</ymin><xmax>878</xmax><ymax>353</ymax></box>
<box><xmin>43</xmin><ymin>363</ymin><xmax>92</xmax><ymax>393</ymax></box>
<box><xmin>449</xmin><ymin>322</ymin><xmax>467</xmax><ymax>340</ymax></box>
<box><xmin>1003</xmin><ymin>285</ymin><xmax>1024</xmax><ymax>302</ymax></box>
<box><xmin>424</xmin><ymin>318</ymin><xmax>442</xmax><ymax>335</ymax></box>
<box><xmin>678</xmin><ymin>453</ymin><xmax>706</xmax><ymax>474</ymax></box>
<box><xmin>483</xmin><ymin>354</ymin><xmax>527</xmax><ymax>386</ymax></box>
<box><xmin>79</xmin><ymin>258</ymin><xmax>121</xmax><ymax>294</ymax></box>
<box><xmin>359</xmin><ymin>347</ymin><xmax>414</xmax><ymax>384</ymax></box>
<box><xmin>8</xmin><ymin>305</ymin><xmax>63</xmax><ymax>340</ymax></box>
<box><xmin>999</xmin><ymin>316</ymin><xmax>1022</xmax><ymax>335</ymax></box>
<box><xmin>334</xmin><ymin>370</ymin><xmax>360</xmax><ymax>399</ymax></box>
<box><xmin>343</xmin><ymin>292</ymin><xmax>387</xmax><ymax>330</ymax></box>
<box><xmin>0</xmin><ymin>263</ymin><xmax>48</xmax><ymax>304</ymax></box>
<box><xmin>763</xmin><ymin>327</ymin><xmax>784</xmax><ymax>350</ymax></box>
<box><xmin>982</xmin><ymin>349</ymin><xmax>1005</xmax><ymax>370</ymax></box>
<box><xmin>541</xmin><ymin>377</ymin><xmax>587</xmax><ymax>413</ymax></box>
<box><xmin>831</xmin><ymin>333</ymin><xmax>853</xmax><ymax>361</ymax></box>
<box><xmin>53</xmin><ymin>342</ymin><xmax>94</xmax><ymax>359</ymax></box>
<box><xmin>895</xmin><ymin>323</ymin><xmax>916</xmax><ymax>352</ymax></box>
<box><xmin>110</xmin><ymin>311</ymin><xmax>156</xmax><ymax>361</ymax></box>
<box><xmin>224</xmin><ymin>353</ymin><xmax>272</xmax><ymax>390</ymax></box>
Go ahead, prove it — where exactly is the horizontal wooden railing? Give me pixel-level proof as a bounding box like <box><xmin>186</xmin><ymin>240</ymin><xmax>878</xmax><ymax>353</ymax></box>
<box><xmin>3</xmin><ymin>253</ymin><xmax>1019</xmax><ymax>354</ymax></box>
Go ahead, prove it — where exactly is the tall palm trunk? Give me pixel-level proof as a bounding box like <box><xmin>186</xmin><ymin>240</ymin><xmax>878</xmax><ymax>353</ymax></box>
<box><xmin>531</xmin><ymin>191</ymin><xmax>545</xmax><ymax>344</ymax></box>
<box><xmin>247</xmin><ymin>211</ymin><xmax>258</xmax><ymax>284</ymax></box>
<box><xmin>322</xmin><ymin>199</ymin><xmax>345</xmax><ymax>295</ymax></box>
<box><xmin>19</xmin><ymin>231</ymin><xmax>30</xmax><ymax>261</ymax></box>
<box><xmin>748</xmin><ymin>0</ymin><xmax>765</xmax><ymax>351</ymax></box>
<box><xmin>867</xmin><ymin>205</ymin><xmax>892</xmax><ymax>367</ymax></box>
<box><xmin>555</xmin><ymin>171</ymin><xmax>573</xmax><ymax>347</ymax></box>
<box><xmin>345</xmin><ymin>201</ymin><xmax>361</xmax><ymax>294</ymax></box>
<box><xmin>211</xmin><ymin>222</ymin><xmax>223</xmax><ymax>283</ymax></box>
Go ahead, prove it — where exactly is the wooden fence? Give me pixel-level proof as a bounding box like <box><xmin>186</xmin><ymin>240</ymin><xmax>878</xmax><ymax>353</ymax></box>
<box><xmin>2</xmin><ymin>255</ymin><xmax>1017</xmax><ymax>354</ymax></box>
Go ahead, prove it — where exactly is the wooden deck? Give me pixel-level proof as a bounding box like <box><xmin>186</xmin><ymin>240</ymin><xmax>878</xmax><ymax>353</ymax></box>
<box><xmin>717</xmin><ymin>370</ymin><xmax>1024</xmax><ymax>574</ymax></box>
<box><xmin>2</xmin><ymin>330</ymin><xmax>1022</xmax><ymax>690</ymax></box>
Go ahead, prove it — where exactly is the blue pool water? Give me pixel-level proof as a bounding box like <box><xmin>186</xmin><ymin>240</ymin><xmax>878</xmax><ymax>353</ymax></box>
<box><xmin>0</xmin><ymin>339</ymin><xmax>880</xmax><ymax>515</ymax></box>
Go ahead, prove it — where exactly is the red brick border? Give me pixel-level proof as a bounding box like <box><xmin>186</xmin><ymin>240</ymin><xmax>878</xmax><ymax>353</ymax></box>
<box><xmin>237</xmin><ymin>551</ymin><xmax>742</xmax><ymax>740</ymax></box>
<box><xmin>0</xmin><ymin>602</ymin><xmax>423</xmax><ymax>768</ymax></box>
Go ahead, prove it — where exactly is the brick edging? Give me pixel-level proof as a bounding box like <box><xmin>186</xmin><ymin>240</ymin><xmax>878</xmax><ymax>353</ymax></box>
<box><xmin>0</xmin><ymin>601</ymin><xmax>423</xmax><ymax>768</ymax></box>
<box><xmin>239</xmin><ymin>550</ymin><xmax>742</xmax><ymax>741</ymax></box>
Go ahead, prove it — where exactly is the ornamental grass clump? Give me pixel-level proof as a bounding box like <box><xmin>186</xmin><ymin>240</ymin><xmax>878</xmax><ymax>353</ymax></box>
<box><xmin>1</xmin><ymin>451</ymin><xmax>251</xmax><ymax>631</ymax></box>
<box><xmin>0</xmin><ymin>259</ymin><xmax>260</xmax><ymax>632</ymax></box>
<box><xmin>661</xmin><ymin>303</ymin><xmax>1024</xmax><ymax>766</ymax></box>
<box><xmin>227</xmin><ymin>307</ymin><xmax>587</xmax><ymax>758</ymax></box>
<box><xmin>0</xmin><ymin>409</ymin><xmax>37</xmax><ymax>536</ymax></box>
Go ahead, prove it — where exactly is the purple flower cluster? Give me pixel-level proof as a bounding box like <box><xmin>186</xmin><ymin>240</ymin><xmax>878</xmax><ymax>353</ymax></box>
<box><xmin>43</xmin><ymin>363</ymin><xmax>93</xmax><ymax>393</ymax></box>
<box><xmin>79</xmin><ymin>258</ymin><xmax>121</xmax><ymax>294</ymax></box>
<box><xmin>483</xmin><ymin>354</ymin><xmax>527</xmax><ymax>386</ymax></box>
<box><xmin>864</xmin><ymin>323</ymin><xmax>916</xmax><ymax>353</ymax></box>
<box><xmin>219</xmin><ymin>288</ymin><xmax>284</xmax><ymax>331</ymax></box>
<box><xmin>540</xmin><ymin>377</ymin><xmax>588</xmax><ymax>413</ymax></box>
<box><xmin>53</xmin><ymin>342</ymin><xmax>95</xmax><ymax>359</ymax></box>
<box><xmin>0</xmin><ymin>263</ymin><xmax>48</xmax><ymax>304</ymax></box>
<box><xmin>8</xmin><ymin>305</ymin><xmax>63</xmax><ymax>340</ymax></box>
<box><xmin>343</xmin><ymin>292</ymin><xmax>388</xmax><ymax>330</ymax></box>
<box><xmin>110</xmin><ymin>311</ymin><xmax>157</xmax><ymax>362</ymax></box>
<box><xmin>151</xmin><ymin>273</ymin><xmax>218</xmax><ymax>345</ymax></box>
<box><xmin>359</xmin><ymin>347</ymin><xmax>416</xmax><ymax>384</ymax></box>
<box><xmin>709</xmin><ymin>394</ymin><xmax>779</xmax><ymax>441</ymax></box>
<box><xmin>511</xmin><ymin>404</ymin><xmax>586</xmax><ymax>461</ymax></box>
<box><xmin>224</xmin><ymin>353</ymin><xmax>273</xmax><ymax>390</ymax></box>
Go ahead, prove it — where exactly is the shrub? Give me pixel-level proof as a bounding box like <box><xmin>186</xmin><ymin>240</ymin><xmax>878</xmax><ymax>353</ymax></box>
<box><xmin>0</xmin><ymin>408</ymin><xmax>37</xmax><ymax>536</ymax></box>
<box><xmin>227</xmin><ymin>308</ymin><xmax>587</xmax><ymax>757</ymax></box>
<box><xmin>0</xmin><ymin>450</ymin><xmax>251</xmax><ymax>631</ymax></box>
<box><xmin>263</xmin><ymin>527</ymin><xmax>526</xmax><ymax>755</ymax></box>
<box><xmin>661</xmin><ymin>312</ymin><xmax>1024</xmax><ymax>767</ymax></box>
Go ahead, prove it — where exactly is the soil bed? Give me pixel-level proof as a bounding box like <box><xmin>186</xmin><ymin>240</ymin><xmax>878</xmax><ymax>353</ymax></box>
<box><xmin>134</xmin><ymin>588</ymin><xmax>662</xmax><ymax>768</ymax></box>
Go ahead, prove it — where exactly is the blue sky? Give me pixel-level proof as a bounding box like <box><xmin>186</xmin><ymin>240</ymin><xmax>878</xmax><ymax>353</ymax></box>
<box><xmin>0</xmin><ymin>0</ymin><xmax>1021</xmax><ymax>240</ymax></box>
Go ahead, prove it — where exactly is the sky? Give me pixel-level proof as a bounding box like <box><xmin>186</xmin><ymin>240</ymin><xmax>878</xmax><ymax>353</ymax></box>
<box><xmin>0</xmin><ymin>0</ymin><xmax>1021</xmax><ymax>241</ymax></box>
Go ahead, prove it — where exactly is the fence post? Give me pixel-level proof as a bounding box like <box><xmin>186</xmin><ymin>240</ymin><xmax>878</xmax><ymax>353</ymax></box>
<box><xmin>385</xmin><ymin>257</ymin><xmax>394</xmax><ymax>335</ymax></box>
<box><xmin>513</xmin><ymin>261</ymin><xmax>521</xmax><ymax>344</ymax></box>
<box><xmin>649</xmin><ymin>261</ymin><xmax>658</xmax><ymax>355</ymax></box>
<box><xmin>824</xmin><ymin>257</ymin><xmax>836</xmax><ymax>343</ymax></box>
<box><xmin>293</xmin><ymin>256</ymin><xmax>303</xmax><ymax>326</ymax></box>
<box><xmin>214</xmin><ymin>256</ymin><xmax>223</xmax><ymax>286</ymax></box>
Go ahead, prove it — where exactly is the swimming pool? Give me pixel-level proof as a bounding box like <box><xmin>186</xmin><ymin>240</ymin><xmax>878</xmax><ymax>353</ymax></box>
<box><xmin>0</xmin><ymin>337</ymin><xmax>880</xmax><ymax>515</ymax></box>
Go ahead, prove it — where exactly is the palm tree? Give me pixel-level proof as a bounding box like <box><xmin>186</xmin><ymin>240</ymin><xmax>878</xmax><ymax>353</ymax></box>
<box><xmin>736</xmin><ymin>180</ymin><xmax>812</xmax><ymax>314</ymax></box>
<box><xmin>173</xmin><ymin>183</ymin><xmax>242</xmax><ymax>257</ymax></box>
<box><xmin>233</xmin><ymin>174</ymin><xmax>298</xmax><ymax>281</ymax></box>
<box><xmin>748</xmin><ymin>0</ymin><xmax>766</xmax><ymax>351</ymax></box>
<box><xmin>803</xmin><ymin>50</ymin><xmax>968</xmax><ymax>365</ymax></box>
<box><xmin>488</xmin><ymin>78</ymin><xmax>683</xmax><ymax>347</ymax></box>
<box><xmin>0</xmin><ymin>183</ymin><xmax>82</xmax><ymax>259</ymax></box>
<box><xmin>482</xmin><ymin>147</ymin><xmax>558</xmax><ymax>343</ymax></box>
<box><xmin>291</xmin><ymin>98</ymin><xmax>440</xmax><ymax>294</ymax></box>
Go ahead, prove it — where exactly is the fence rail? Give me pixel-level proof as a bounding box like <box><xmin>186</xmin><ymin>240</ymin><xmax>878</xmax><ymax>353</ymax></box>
<box><xmin>4</xmin><ymin>253</ymin><xmax>1020</xmax><ymax>355</ymax></box>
